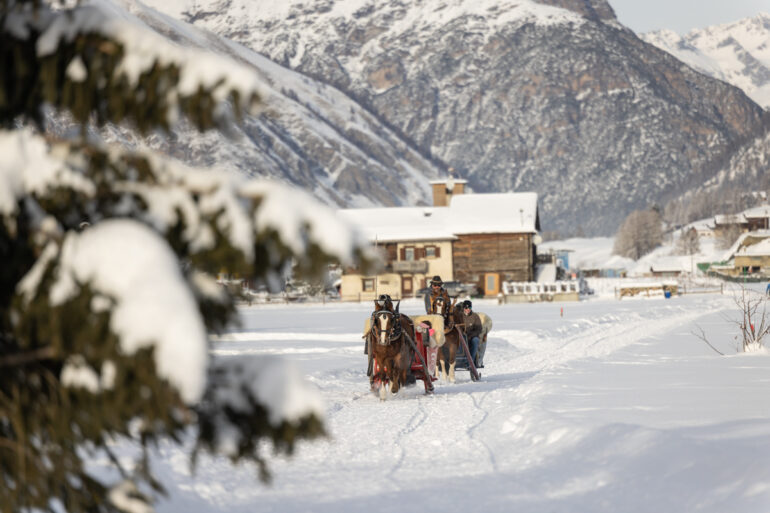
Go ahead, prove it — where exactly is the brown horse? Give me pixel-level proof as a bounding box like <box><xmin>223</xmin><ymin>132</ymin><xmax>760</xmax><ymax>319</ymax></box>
<box><xmin>368</xmin><ymin>304</ymin><xmax>415</xmax><ymax>400</ymax></box>
<box><xmin>431</xmin><ymin>296</ymin><xmax>464</xmax><ymax>382</ymax></box>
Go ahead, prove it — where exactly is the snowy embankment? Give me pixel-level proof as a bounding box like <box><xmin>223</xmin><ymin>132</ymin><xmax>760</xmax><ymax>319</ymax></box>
<box><xmin>135</xmin><ymin>290</ymin><xmax>770</xmax><ymax>513</ymax></box>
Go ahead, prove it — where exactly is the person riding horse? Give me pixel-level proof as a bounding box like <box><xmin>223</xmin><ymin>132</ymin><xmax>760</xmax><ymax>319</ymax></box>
<box><xmin>424</xmin><ymin>275</ymin><xmax>451</xmax><ymax>315</ymax></box>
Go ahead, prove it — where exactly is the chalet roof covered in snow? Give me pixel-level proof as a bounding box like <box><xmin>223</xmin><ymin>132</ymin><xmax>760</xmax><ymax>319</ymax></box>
<box><xmin>648</xmin><ymin>257</ymin><xmax>694</xmax><ymax>273</ymax></box>
<box><xmin>720</xmin><ymin>230</ymin><xmax>770</xmax><ymax>261</ymax></box>
<box><xmin>743</xmin><ymin>205</ymin><xmax>770</xmax><ymax>219</ymax></box>
<box><xmin>336</xmin><ymin>207</ymin><xmax>456</xmax><ymax>243</ymax></box>
<box><xmin>737</xmin><ymin>237</ymin><xmax>770</xmax><ymax>256</ymax></box>
<box><xmin>337</xmin><ymin>192</ymin><xmax>539</xmax><ymax>243</ymax></box>
<box><xmin>448</xmin><ymin>192</ymin><xmax>539</xmax><ymax>234</ymax></box>
<box><xmin>714</xmin><ymin>214</ymin><xmax>748</xmax><ymax>225</ymax></box>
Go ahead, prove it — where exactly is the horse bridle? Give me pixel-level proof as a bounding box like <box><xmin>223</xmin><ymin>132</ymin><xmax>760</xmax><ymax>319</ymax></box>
<box><xmin>371</xmin><ymin>310</ymin><xmax>402</xmax><ymax>346</ymax></box>
<box><xmin>432</xmin><ymin>297</ymin><xmax>455</xmax><ymax>332</ymax></box>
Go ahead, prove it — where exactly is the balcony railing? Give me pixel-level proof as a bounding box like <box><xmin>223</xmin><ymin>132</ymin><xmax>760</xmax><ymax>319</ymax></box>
<box><xmin>392</xmin><ymin>260</ymin><xmax>429</xmax><ymax>273</ymax></box>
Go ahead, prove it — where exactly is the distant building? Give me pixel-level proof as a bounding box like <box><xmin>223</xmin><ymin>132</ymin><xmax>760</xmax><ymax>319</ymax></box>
<box><xmin>337</xmin><ymin>179</ymin><xmax>540</xmax><ymax>301</ymax></box>
<box><xmin>713</xmin><ymin>213</ymin><xmax>748</xmax><ymax>239</ymax></box>
<box><xmin>743</xmin><ymin>205</ymin><xmax>770</xmax><ymax>231</ymax></box>
<box><xmin>712</xmin><ymin>230</ymin><xmax>770</xmax><ymax>278</ymax></box>
<box><xmin>648</xmin><ymin>260</ymin><xmax>688</xmax><ymax>278</ymax></box>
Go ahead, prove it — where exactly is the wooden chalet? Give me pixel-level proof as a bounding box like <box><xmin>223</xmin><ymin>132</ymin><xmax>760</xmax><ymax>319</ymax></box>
<box><xmin>713</xmin><ymin>213</ymin><xmax>748</xmax><ymax>239</ymax></box>
<box><xmin>743</xmin><ymin>206</ymin><xmax>770</xmax><ymax>232</ymax></box>
<box><xmin>337</xmin><ymin>179</ymin><xmax>540</xmax><ymax>300</ymax></box>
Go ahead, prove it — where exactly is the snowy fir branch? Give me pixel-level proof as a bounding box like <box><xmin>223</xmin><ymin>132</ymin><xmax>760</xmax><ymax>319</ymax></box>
<box><xmin>0</xmin><ymin>1</ymin><xmax>373</xmax><ymax>511</ymax></box>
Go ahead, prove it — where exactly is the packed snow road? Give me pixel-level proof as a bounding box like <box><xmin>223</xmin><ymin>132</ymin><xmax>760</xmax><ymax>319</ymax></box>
<box><xmin>153</xmin><ymin>291</ymin><xmax>770</xmax><ymax>513</ymax></box>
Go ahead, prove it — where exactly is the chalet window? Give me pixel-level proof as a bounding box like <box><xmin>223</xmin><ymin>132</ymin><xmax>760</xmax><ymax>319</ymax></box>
<box><xmin>362</xmin><ymin>278</ymin><xmax>375</xmax><ymax>292</ymax></box>
<box><xmin>425</xmin><ymin>246</ymin><xmax>440</xmax><ymax>258</ymax></box>
<box><xmin>401</xmin><ymin>245</ymin><xmax>440</xmax><ymax>260</ymax></box>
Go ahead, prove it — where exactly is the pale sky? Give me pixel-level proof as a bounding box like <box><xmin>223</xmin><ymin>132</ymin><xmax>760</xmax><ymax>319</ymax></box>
<box><xmin>607</xmin><ymin>0</ymin><xmax>770</xmax><ymax>34</ymax></box>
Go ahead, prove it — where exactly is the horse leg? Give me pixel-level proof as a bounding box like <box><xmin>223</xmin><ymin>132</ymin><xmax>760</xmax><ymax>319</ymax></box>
<box><xmin>448</xmin><ymin>341</ymin><xmax>457</xmax><ymax>383</ymax></box>
<box><xmin>392</xmin><ymin>354</ymin><xmax>408</xmax><ymax>394</ymax></box>
<box><xmin>376</xmin><ymin>355</ymin><xmax>389</xmax><ymax>400</ymax></box>
<box><xmin>372</xmin><ymin>352</ymin><xmax>387</xmax><ymax>395</ymax></box>
<box><xmin>380</xmin><ymin>356</ymin><xmax>398</xmax><ymax>397</ymax></box>
<box><xmin>437</xmin><ymin>340</ymin><xmax>451</xmax><ymax>381</ymax></box>
<box><xmin>388</xmin><ymin>361</ymin><xmax>398</xmax><ymax>395</ymax></box>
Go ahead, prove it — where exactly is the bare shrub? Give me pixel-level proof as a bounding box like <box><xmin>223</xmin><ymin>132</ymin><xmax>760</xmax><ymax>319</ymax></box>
<box><xmin>675</xmin><ymin>227</ymin><xmax>700</xmax><ymax>256</ymax></box>
<box><xmin>695</xmin><ymin>286</ymin><xmax>770</xmax><ymax>354</ymax></box>
<box><xmin>613</xmin><ymin>209</ymin><xmax>663</xmax><ymax>260</ymax></box>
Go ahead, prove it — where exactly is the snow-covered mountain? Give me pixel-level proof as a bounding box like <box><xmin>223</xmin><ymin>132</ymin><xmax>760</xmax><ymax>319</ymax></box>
<box><xmin>643</xmin><ymin>14</ymin><xmax>770</xmax><ymax>109</ymax></box>
<box><xmin>138</xmin><ymin>0</ymin><xmax>767</xmax><ymax>235</ymax></box>
<box><xmin>91</xmin><ymin>0</ymin><xmax>446</xmax><ymax>209</ymax></box>
<box><xmin>701</xmin><ymin>127</ymin><xmax>770</xmax><ymax>191</ymax></box>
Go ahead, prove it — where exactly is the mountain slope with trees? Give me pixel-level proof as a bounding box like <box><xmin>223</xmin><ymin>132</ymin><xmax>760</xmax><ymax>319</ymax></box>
<box><xmin>82</xmin><ymin>0</ymin><xmax>447</xmax><ymax>211</ymax></box>
<box><xmin>151</xmin><ymin>0</ymin><xmax>768</xmax><ymax>235</ymax></box>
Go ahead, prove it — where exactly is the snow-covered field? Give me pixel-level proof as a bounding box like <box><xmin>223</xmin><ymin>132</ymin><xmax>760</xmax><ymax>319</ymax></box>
<box><xmin>142</xmin><ymin>284</ymin><xmax>770</xmax><ymax>513</ymax></box>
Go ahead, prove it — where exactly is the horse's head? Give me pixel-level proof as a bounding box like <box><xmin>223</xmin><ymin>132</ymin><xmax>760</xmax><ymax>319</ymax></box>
<box><xmin>452</xmin><ymin>302</ymin><xmax>465</xmax><ymax>323</ymax></box>
<box><xmin>432</xmin><ymin>296</ymin><xmax>448</xmax><ymax>316</ymax></box>
<box><xmin>372</xmin><ymin>310</ymin><xmax>397</xmax><ymax>346</ymax></box>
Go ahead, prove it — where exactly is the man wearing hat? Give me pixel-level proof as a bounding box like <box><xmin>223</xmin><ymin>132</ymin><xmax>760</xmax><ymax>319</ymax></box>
<box><xmin>424</xmin><ymin>275</ymin><xmax>451</xmax><ymax>314</ymax></box>
<box><xmin>462</xmin><ymin>300</ymin><xmax>482</xmax><ymax>367</ymax></box>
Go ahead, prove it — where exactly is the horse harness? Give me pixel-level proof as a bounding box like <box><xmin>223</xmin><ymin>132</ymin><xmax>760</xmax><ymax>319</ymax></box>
<box><xmin>431</xmin><ymin>296</ymin><xmax>455</xmax><ymax>333</ymax></box>
<box><xmin>371</xmin><ymin>310</ymin><xmax>403</xmax><ymax>346</ymax></box>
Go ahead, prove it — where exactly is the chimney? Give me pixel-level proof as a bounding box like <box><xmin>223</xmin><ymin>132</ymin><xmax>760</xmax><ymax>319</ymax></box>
<box><xmin>429</xmin><ymin>168</ymin><xmax>467</xmax><ymax>207</ymax></box>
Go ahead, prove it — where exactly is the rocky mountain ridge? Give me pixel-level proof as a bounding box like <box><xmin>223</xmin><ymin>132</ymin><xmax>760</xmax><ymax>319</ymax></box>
<box><xmin>145</xmin><ymin>0</ymin><xmax>767</xmax><ymax>235</ymax></box>
<box><xmin>90</xmin><ymin>0</ymin><xmax>448</xmax><ymax>211</ymax></box>
<box><xmin>643</xmin><ymin>13</ymin><xmax>770</xmax><ymax>109</ymax></box>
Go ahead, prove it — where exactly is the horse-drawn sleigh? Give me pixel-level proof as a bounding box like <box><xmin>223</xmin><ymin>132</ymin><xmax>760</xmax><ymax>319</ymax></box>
<box><xmin>364</xmin><ymin>294</ymin><xmax>492</xmax><ymax>400</ymax></box>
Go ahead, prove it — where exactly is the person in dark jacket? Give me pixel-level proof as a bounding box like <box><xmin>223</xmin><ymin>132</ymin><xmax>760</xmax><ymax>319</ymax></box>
<box><xmin>462</xmin><ymin>300</ymin><xmax>482</xmax><ymax>366</ymax></box>
<box><xmin>425</xmin><ymin>275</ymin><xmax>451</xmax><ymax>314</ymax></box>
<box><xmin>375</xmin><ymin>293</ymin><xmax>394</xmax><ymax>312</ymax></box>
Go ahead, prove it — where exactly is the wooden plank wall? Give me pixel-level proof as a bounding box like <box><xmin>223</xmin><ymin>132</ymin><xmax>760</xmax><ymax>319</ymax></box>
<box><xmin>452</xmin><ymin>233</ymin><xmax>534</xmax><ymax>285</ymax></box>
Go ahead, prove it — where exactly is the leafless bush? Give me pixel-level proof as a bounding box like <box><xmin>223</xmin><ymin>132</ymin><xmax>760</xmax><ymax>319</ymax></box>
<box><xmin>674</xmin><ymin>227</ymin><xmax>700</xmax><ymax>256</ymax></box>
<box><xmin>716</xmin><ymin>222</ymin><xmax>743</xmax><ymax>250</ymax></box>
<box><xmin>695</xmin><ymin>286</ymin><xmax>770</xmax><ymax>354</ymax></box>
<box><xmin>613</xmin><ymin>209</ymin><xmax>663</xmax><ymax>260</ymax></box>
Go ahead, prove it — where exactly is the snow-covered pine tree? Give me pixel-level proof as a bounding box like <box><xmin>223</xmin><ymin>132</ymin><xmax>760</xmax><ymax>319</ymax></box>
<box><xmin>0</xmin><ymin>1</ymin><xmax>370</xmax><ymax>511</ymax></box>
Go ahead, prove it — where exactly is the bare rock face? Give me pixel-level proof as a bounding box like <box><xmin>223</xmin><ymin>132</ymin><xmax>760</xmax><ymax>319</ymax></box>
<box><xmin>366</xmin><ymin>58</ymin><xmax>405</xmax><ymax>92</ymax></box>
<box><xmin>147</xmin><ymin>0</ymin><xmax>768</xmax><ymax>235</ymax></box>
<box><xmin>534</xmin><ymin>0</ymin><xmax>617</xmax><ymax>23</ymax></box>
<box><xmin>101</xmin><ymin>0</ymin><xmax>445</xmax><ymax>210</ymax></box>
